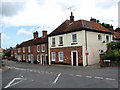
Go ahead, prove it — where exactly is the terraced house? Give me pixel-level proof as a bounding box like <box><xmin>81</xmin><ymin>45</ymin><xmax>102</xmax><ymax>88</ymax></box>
<box><xmin>15</xmin><ymin>31</ymin><xmax>48</xmax><ymax>64</ymax></box>
<box><xmin>48</xmin><ymin>12</ymin><xmax>113</xmax><ymax>66</ymax></box>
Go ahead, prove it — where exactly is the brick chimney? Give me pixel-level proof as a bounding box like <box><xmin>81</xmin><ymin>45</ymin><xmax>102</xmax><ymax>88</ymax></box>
<box><xmin>90</xmin><ymin>17</ymin><xmax>96</xmax><ymax>22</ymax></box>
<box><xmin>33</xmin><ymin>31</ymin><xmax>38</xmax><ymax>39</ymax></box>
<box><xmin>70</xmin><ymin>12</ymin><xmax>74</xmax><ymax>23</ymax></box>
<box><xmin>42</xmin><ymin>30</ymin><xmax>47</xmax><ymax>37</ymax></box>
<box><xmin>109</xmin><ymin>25</ymin><xmax>113</xmax><ymax>31</ymax></box>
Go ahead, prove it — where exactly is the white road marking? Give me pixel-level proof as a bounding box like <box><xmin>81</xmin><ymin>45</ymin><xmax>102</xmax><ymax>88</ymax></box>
<box><xmin>106</xmin><ymin>78</ymin><xmax>116</xmax><ymax>81</ymax></box>
<box><xmin>94</xmin><ymin>77</ymin><xmax>104</xmax><ymax>80</ymax></box>
<box><xmin>53</xmin><ymin>73</ymin><xmax>61</xmax><ymax>84</ymax></box>
<box><xmin>4</xmin><ymin>78</ymin><xmax>24</xmax><ymax>88</ymax></box>
<box><xmin>76</xmin><ymin>75</ymin><xmax>82</xmax><ymax>77</ymax></box>
<box><xmin>86</xmin><ymin>76</ymin><xmax>92</xmax><ymax>78</ymax></box>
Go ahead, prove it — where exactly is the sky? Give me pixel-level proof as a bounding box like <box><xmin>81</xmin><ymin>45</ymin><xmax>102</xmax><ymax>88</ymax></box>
<box><xmin>0</xmin><ymin>0</ymin><xmax>120</xmax><ymax>49</ymax></box>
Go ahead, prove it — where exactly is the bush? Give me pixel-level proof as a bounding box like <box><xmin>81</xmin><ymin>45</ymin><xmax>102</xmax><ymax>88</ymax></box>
<box><xmin>102</xmin><ymin>49</ymin><xmax>119</xmax><ymax>61</ymax></box>
<box><xmin>8</xmin><ymin>56</ymin><xmax>17</xmax><ymax>61</ymax></box>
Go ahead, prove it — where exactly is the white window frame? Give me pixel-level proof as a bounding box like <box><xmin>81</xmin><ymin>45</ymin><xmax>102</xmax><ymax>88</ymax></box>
<box><xmin>42</xmin><ymin>44</ymin><xmax>45</xmax><ymax>52</ymax></box>
<box><xmin>37</xmin><ymin>45</ymin><xmax>40</xmax><ymax>52</ymax></box>
<box><xmin>37</xmin><ymin>54</ymin><xmax>40</xmax><ymax>62</ymax></box>
<box><xmin>28</xmin><ymin>46</ymin><xmax>30</xmax><ymax>53</ymax></box>
<box><xmin>59</xmin><ymin>36</ymin><xmax>63</xmax><ymax>45</ymax></box>
<box><xmin>52</xmin><ymin>37</ymin><xmax>55</xmax><ymax>46</ymax></box>
<box><xmin>23</xmin><ymin>47</ymin><xmax>25</xmax><ymax>53</ymax></box>
<box><xmin>72</xmin><ymin>34</ymin><xmax>77</xmax><ymax>43</ymax></box>
<box><xmin>18</xmin><ymin>48</ymin><xmax>21</xmax><ymax>53</ymax></box>
<box><xmin>52</xmin><ymin>52</ymin><xmax>56</xmax><ymax>61</ymax></box>
<box><xmin>23</xmin><ymin>54</ymin><xmax>25</xmax><ymax>60</ymax></box>
<box><xmin>59</xmin><ymin>52</ymin><xmax>63</xmax><ymax>61</ymax></box>
<box><xmin>98</xmin><ymin>34</ymin><xmax>102</xmax><ymax>40</ymax></box>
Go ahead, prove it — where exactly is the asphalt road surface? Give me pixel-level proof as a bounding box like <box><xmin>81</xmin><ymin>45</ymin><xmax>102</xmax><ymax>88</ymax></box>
<box><xmin>2</xmin><ymin>60</ymin><xmax>119</xmax><ymax>89</ymax></box>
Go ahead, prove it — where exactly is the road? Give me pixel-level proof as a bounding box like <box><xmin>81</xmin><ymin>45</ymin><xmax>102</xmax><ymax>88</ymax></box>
<box><xmin>2</xmin><ymin>59</ymin><xmax>119</xmax><ymax>89</ymax></box>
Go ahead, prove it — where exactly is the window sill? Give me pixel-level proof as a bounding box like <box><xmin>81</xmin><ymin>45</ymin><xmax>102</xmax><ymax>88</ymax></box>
<box><xmin>71</xmin><ymin>42</ymin><xmax>78</xmax><ymax>45</ymax></box>
<box><xmin>51</xmin><ymin>45</ymin><xmax>55</xmax><ymax>47</ymax></box>
<box><xmin>42</xmin><ymin>51</ymin><xmax>45</xmax><ymax>53</ymax></box>
<box><xmin>58</xmin><ymin>44</ymin><xmax>63</xmax><ymax>46</ymax></box>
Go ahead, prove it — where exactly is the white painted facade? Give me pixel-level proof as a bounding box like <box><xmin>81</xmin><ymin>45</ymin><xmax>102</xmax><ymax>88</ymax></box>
<box><xmin>48</xmin><ymin>30</ymin><xmax>113</xmax><ymax>66</ymax></box>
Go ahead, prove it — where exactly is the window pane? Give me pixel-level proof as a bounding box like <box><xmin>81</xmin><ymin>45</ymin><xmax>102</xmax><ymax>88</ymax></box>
<box><xmin>59</xmin><ymin>37</ymin><xmax>63</xmax><ymax>45</ymax></box>
<box><xmin>98</xmin><ymin>34</ymin><xmax>102</xmax><ymax>40</ymax></box>
<box><xmin>52</xmin><ymin>38</ymin><xmax>55</xmax><ymax>46</ymax></box>
<box><xmin>106</xmin><ymin>35</ymin><xmax>109</xmax><ymax>43</ymax></box>
<box><xmin>59</xmin><ymin>52</ymin><xmax>63</xmax><ymax>61</ymax></box>
<box><xmin>52</xmin><ymin>52</ymin><xmax>55</xmax><ymax>61</ymax></box>
<box><xmin>72</xmin><ymin>34</ymin><xmax>77</xmax><ymax>42</ymax></box>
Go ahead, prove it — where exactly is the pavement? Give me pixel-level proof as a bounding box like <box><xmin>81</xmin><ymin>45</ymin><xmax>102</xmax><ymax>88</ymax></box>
<box><xmin>2</xmin><ymin>59</ymin><xmax>119</xmax><ymax>89</ymax></box>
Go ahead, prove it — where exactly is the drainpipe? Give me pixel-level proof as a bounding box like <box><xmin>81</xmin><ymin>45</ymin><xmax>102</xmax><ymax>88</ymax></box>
<box><xmin>85</xmin><ymin>30</ymin><xmax>88</xmax><ymax>66</ymax></box>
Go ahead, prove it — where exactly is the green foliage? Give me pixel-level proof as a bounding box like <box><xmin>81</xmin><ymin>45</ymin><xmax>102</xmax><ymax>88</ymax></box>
<box><xmin>102</xmin><ymin>49</ymin><xmax>119</xmax><ymax>61</ymax></box>
<box><xmin>107</xmin><ymin>41</ymin><xmax>120</xmax><ymax>50</ymax></box>
<box><xmin>8</xmin><ymin>56</ymin><xmax>17</xmax><ymax>61</ymax></box>
<box><xmin>2</xmin><ymin>51</ymin><xmax>11</xmax><ymax>59</ymax></box>
<box><xmin>102</xmin><ymin>41</ymin><xmax>120</xmax><ymax>62</ymax></box>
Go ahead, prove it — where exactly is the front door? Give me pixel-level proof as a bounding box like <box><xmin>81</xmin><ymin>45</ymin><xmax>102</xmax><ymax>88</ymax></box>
<box><xmin>71</xmin><ymin>50</ymin><xmax>78</xmax><ymax>66</ymax></box>
<box><xmin>46</xmin><ymin>55</ymin><xmax>49</xmax><ymax>64</ymax></box>
<box><xmin>73</xmin><ymin>52</ymin><xmax>76</xmax><ymax>65</ymax></box>
<box><xmin>41</xmin><ymin>55</ymin><xmax>44</xmax><ymax>64</ymax></box>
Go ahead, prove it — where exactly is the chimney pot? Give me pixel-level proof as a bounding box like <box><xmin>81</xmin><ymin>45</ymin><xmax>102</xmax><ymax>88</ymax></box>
<box><xmin>90</xmin><ymin>17</ymin><xmax>96</xmax><ymax>22</ymax></box>
<box><xmin>109</xmin><ymin>25</ymin><xmax>113</xmax><ymax>31</ymax></box>
<box><xmin>42</xmin><ymin>30</ymin><xmax>47</xmax><ymax>37</ymax></box>
<box><xmin>70</xmin><ymin>12</ymin><xmax>74</xmax><ymax>23</ymax></box>
<box><xmin>33</xmin><ymin>31</ymin><xmax>38</xmax><ymax>39</ymax></box>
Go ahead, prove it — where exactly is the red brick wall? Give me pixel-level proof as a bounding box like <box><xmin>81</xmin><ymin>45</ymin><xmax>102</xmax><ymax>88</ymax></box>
<box><xmin>50</xmin><ymin>46</ymin><xmax>83</xmax><ymax>65</ymax></box>
<box><xmin>15</xmin><ymin>43</ymin><xmax>48</xmax><ymax>63</ymax></box>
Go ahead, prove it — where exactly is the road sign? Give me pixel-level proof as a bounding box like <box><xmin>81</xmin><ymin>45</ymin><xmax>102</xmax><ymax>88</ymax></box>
<box><xmin>85</xmin><ymin>50</ymin><xmax>88</xmax><ymax>55</ymax></box>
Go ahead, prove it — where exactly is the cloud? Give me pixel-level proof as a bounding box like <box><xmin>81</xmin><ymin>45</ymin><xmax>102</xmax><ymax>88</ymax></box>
<box><xmin>1</xmin><ymin>0</ymin><xmax>27</xmax><ymax>17</ymax></box>
<box><xmin>17</xmin><ymin>28</ymin><xmax>32</xmax><ymax>35</ymax></box>
<box><xmin>1</xmin><ymin>33</ymin><xmax>10</xmax><ymax>39</ymax></box>
<box><xmin>1</xmin><ymin>0</ymin><xmax>119</xmax><ymax>29</ymax></box>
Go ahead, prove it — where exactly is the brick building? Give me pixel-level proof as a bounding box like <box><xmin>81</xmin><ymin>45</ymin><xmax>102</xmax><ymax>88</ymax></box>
<box><xmin>48</xmin><ymin>12</ymin><xmax>113</xmax><ymax>66</ymax></box>
<box><xmin>15</xmin><ymin>31</ymin><xmax>48</xmax><ymax>64</ymax></box>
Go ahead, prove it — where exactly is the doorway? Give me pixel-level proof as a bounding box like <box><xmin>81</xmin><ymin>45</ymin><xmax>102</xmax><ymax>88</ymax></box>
<box><xmin>71</xmin><ymin>50</ymin><xmax>78</xmax><ymax>66</ymax></box>
<box><xmin>41</xmin><ymin>54</ymin><xmax>44</xmax><ymax>64</ymax></box>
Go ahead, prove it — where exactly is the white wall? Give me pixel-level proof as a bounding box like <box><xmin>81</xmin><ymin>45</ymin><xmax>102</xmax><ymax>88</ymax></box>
<box><xmin>86</xmin><ymin>31</ymin><xmax>113</xmax><ymax>65</ymax></box>
<box><xmin>48</xmin><ymin>30</ymin><xmax>113</xmax><ymax>66</ymax></box>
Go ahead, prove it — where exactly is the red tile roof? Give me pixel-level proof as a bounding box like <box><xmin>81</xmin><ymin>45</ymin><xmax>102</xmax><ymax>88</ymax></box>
<box><xmin>112</xmin><ymin>31</ymin><xmax>120</xmax><ymax>40</ymax></box>
<box><xmin>48</xmin><ymin>19</ymin><xmax>113</xmax><ymax>36</ymax></box>
<box><xmin>17</xmin><ymin>36</ymin><xmax>48</xmax><ymax>48</ymax></box>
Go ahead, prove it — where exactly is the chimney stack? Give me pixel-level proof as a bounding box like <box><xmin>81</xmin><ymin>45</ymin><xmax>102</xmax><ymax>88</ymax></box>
<box><xmin>42</xmin><ymin>30</ymin><xmax>47</xmax><ymax>37</ymax></box>
<box><xmin>33</xmin><ymin>31</ymin><xmax>38</xmax><ymax>39</ymax></box>
<box><xmin>109</xmin><ymin>25</ymin><xmax>113</xmax><ymax>31</ymax></box>
<box><xmin>90</xmin><ymin>17</ymin><xmax>96</xmax><ymax>22</ymax></box>
<box><xmin>70</xmin><ymin>12</ymin><xmax>74</xmax><ymax>23</ymax></box>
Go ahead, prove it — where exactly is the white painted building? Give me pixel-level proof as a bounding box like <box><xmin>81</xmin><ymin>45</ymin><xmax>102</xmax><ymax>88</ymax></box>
<box><xmin>48</xmin><ymin>12</ymin><xmax>113</xmax><ymax>66</ymax></box>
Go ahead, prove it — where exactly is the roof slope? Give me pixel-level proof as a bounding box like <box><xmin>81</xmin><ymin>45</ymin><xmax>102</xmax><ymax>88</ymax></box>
<box><xmin>48</xmin><ymin>19</ymin><xmax>113</xmax><ymax>37</ymax></box>
<box><xmin>17</xmin><ymin>36</ymin><xmax>48</xmax><ymax>48</ymax></box>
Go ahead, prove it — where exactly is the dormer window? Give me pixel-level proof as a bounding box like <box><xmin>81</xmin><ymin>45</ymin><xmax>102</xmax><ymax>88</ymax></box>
<box><xmin>59</xmin><ymin>36</ymin><xmax>63</xmax><ymax>46</ymax></box>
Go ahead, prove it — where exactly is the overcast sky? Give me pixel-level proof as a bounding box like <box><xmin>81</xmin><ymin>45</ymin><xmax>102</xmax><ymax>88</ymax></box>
<box><xmin>0</xmin><ymin>0</ymin><xmax>119</xmax><ymax>49</ymax></box>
